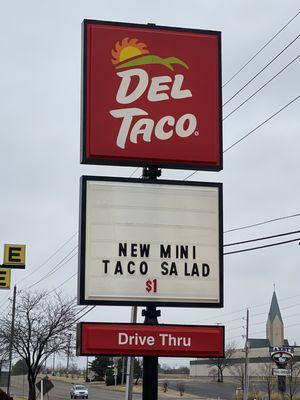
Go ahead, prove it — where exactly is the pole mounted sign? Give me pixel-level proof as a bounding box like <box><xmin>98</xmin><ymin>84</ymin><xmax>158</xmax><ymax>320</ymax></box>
<box><xmin>270</xmin><ymin>346</ymin><xmax>294</xmax><ymax>365</ymax></box>
<box><xmin>0</xmin><ymin>243</ymin><xmax>26</xmax><ymax>290</ymax></box>
<box><xmin>272</xmin><ymin>369</ymin><xmax>291</xmax><ymax>377</ymax></box>
<box><xmin>78</xmin><ymin>19</ymin><xmax>224</xmax><ymax>399</ymax></box>
<box><xmin>77</xmin><ymin>322</ymin><xmax>224</xmax><ymax>358</ymax></box>
<box><xmin>78</xmin><ymin>176</ymin><xmax>223</xmax><ymax>307</ymax></box>
<box><xmin>81</xmin><ymin>20</ymin><xmax>222</xmax><ymax>171</ymax></box>
<box><xmin>0</xmin><ymin>268</ymin><xmax>11</xmax><ymax>289</ymax></box>
<box><xmin>3</xmin><ymin>244</ymin><xmax>26</xmax><ymax>269</ymax></box>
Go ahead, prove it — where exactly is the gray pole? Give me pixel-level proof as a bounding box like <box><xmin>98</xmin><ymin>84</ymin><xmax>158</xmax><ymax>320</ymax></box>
<box><xmin>52</xmin><ymin>352</ymin><xmax>55</xmax><ymax>376</ymax></box>
<box><xmin>85</xmin><ymin>357</ymin><xmax>89</xmax><ymax>382</ymax></box>
<box><xmin>125</xmin><ymin>306</ymin><xmax>138</xmax><ymax>400</ymax></box>
<box><xmin>7</xmin><ymin>285</ymin><xmax>17</xmax><ymax>397</ymax></box>
<box><xmin>66</xmin><ymin>333</ymin><xmax>71</xmax><ymax>375</ymax></box>
<box><xmin>121</xmin><ymin>357</ymin><xmax>126</xmax><ymax>385</ymax></box>
<box><xmin>243</xmin><ymin>308</ymin><xmax>249</xmax><ymax>400</ymax></box>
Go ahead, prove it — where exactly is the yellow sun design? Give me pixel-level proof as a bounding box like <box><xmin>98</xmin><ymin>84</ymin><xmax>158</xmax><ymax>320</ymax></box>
<box><xmin>111</xmin><ymin>38</ymin><xmax>149</xmax><ymax>65</ymax></box>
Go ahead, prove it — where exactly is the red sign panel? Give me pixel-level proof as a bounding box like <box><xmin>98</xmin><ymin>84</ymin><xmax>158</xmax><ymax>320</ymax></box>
<box><xmin>78</xmin><ymin>322</ymin><xmax>224</xmax><ymax>357</ymax></box>
<box><xmin>82</xmin><ymin>20</ymin><xmax>222</xmax><ymax>171</ymax></box>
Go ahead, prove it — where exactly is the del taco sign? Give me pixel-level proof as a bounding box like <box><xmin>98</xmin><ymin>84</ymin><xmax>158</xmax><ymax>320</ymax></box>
<box><xmin>81</xmin><ymin>20</ymin><xmax>222</xmax><ymax>170</ymax></box>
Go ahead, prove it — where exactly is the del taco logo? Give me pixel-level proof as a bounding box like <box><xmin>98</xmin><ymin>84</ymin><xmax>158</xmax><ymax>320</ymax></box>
<box><xmin>82</xmin><ymin>21</ymin><xmax>222</xmax><ymax>170</ymax></box>
<box><xmin>110</xmin><ymin>38</ymin><xmax>196</xmax><ymax>150</ymax></box>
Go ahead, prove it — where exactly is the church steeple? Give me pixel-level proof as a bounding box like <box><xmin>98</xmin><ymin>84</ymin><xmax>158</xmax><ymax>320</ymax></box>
<box><xmin>266</xmin><ymin>291</ymin><xmax>284</xmax><ymax>346</ymax></box>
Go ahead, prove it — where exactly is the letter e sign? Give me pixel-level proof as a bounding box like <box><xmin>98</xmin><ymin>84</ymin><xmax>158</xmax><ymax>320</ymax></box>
<box><xmin>3</xmin><ymin>244</ymin><xmax>26</xmax><ymax>269</ymax></box>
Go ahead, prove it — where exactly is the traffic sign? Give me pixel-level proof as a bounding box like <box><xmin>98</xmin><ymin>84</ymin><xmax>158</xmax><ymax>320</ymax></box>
<box><xmin>77</xmin><ymin>322</ymin><xmax>224</xmax><ymax>357</ymax></box>
<box><xmin>0</xmin><ymin>268</ymin><xmax>11</xmax><ymax>289</ymax></box>
<box><xmin>3</xmin><ymin>244</ymin><xmax>26</xmax><ymax>269</ymax></box>
<box><xmin>273</xmin><ymin>368</ymin><xmax>291</xmax><ymax>377</ymax></box>
<box><xmin>36</xmin><ymin>378</ymin><xmax>54</xmax><ymax>395</ymax></box>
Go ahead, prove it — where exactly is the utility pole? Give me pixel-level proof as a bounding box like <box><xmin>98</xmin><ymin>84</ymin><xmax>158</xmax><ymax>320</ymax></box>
<box><xmin>66</xmin><ymin>333</ymin><xmax>71</xmax><ymax>375</ymax></box>
<box><xmin>121</xmin><ymin>357</ymin><xmax>125</xmax><ymax>385</ymax></box>
<box><xmin>7</xmin><ymin>285</ymin><xmax>17</xmax><ymax>397</ymax></box>
<box><xmin>85</xmin><ymin>357</ymin><xmax>89</xmax><ymax>382</ymax></box>
<box><xmin>52</xmin><ymin>352</ymin><xmax>55</xmax><ymax>376</ymax></box>
<box><xmin>41</xmin><ymin>378</ymin><xmax>44</xmax><ymax>400</ymax></box>
<box><xmin>125</xmin><ymin>306</ymin><xmax>138</xmax><ymax>400</ymax></box>
<box><xmin>243</xmin><ymin>308</ymin><xmax>249</xmax><ymax>400</ymax></box>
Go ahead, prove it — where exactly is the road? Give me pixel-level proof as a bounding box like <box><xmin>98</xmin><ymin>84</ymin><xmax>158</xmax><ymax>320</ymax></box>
<box><xmin>163</xmin><ymin>379</ymin><xmax>237</xmax><ymax>399</ymax></box>
<box><xmin>6</xmin><ymin>375</ymin><xmax>265</xmax><ymax>400</ymax></box>
<box><xmin>7</xmin><ymin>376</ymin><xmax>141</xmax><ymax>400</ymax></box>
<box><xmin>0</xmin><ymin>374</ymin><xmax>273</xmax><ymax>400</ymax></box>
<box><xmin>7</xmin><ymin>375</ymin><xmax>223</xmax><ymax>400</ymax></box>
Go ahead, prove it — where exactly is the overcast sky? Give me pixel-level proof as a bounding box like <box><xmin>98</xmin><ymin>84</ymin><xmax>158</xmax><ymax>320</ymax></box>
<box><xmin>0</xmin><ymin>0</ymin><xmax>299</xmax><ymax>368</ymax></box>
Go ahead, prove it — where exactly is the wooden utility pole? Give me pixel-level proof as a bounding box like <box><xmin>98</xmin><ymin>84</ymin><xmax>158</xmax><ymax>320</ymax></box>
<box><xmin>66</xmin><ymin>333</ymin><xmax>71</xmax><ymax>375</ymax></box>
<box><xmin>7</xmin><ymin>285</ymin><xmax>17</xmax><ymax>397</ymax></box>
<box><xmin>243</xmin><ymin>309</ymin><xmax>249</xmax><ymax>400</ymax></box>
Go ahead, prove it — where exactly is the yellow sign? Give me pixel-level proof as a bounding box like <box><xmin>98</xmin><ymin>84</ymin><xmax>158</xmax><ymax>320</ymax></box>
<box><xmin>0</xmin><ymin>268</ymin><xmax>11</xmax><ymax>289</ymax></box>
<box><xmin>3</xmin><ymin>244</ymin><xmax>26</xmax><ymax>268</ymax></box>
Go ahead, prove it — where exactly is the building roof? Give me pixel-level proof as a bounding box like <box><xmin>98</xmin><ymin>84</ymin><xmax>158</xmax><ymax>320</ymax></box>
<box><xmin>248</xmin><ymin>338</ymin><xmax>270</xmax><ymax>348</ymax></box>
<box><xmin>268</xmin><ymin>291</ymin><xmax>283</xmax><ymax>323</ymax></box>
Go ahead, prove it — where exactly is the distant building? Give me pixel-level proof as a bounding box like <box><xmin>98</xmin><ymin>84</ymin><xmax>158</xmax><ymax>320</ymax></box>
<box><xmin>190</xmin><ymin>291</ymin><xmax>300</xmax><ymax>377</ymax></box>
<box><xmin>266</xmin><ymin>291</ymin><xmax>284</xmax><ymax>346</ymax></box>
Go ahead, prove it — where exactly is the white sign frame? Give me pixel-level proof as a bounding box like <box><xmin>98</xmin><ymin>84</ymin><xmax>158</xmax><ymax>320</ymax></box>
<box><xmin>272</xmin><ymin>368</ymin><xmax>291</xmax><ymax>377</ymax></box>
<box><xmin>78</xmin><ymin>176</ymin><xmax>223</xmax><ymax>308</ymax></box>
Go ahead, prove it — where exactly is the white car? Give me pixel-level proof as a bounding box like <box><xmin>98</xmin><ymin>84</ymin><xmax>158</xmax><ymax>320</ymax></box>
<box><xmin>70</xmin><ymin>385</ymin><xmax>88</xmax><ymax>399</ymax></box>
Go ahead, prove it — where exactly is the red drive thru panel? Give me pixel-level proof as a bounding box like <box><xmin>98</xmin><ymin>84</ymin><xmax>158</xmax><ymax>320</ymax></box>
<box><xmin>82</xmin><ymin>20</ymin><xmax>222</xmax><ymax>171</ymax></box>
<box><xmin>78</xmin><ymin>323</ymin><xmax>224</xmax><ymax>357</ymax></box>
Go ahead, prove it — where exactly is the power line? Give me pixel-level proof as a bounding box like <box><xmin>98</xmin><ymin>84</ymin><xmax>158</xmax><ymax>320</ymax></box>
<box><xmin>224</xmin><ymin>236</ymin><xmax>300</xmax><ymax>255</ymax></box>
<box><xmin>74</xmin><ymin>306</ymin><xmax>96</xmax><ymax>323</ymax></box>
<box><xmin>26</xmin><ymin>248</ymin><xmax>78</xmax><ymax>289</ymax></box>
<box><xmin>223</xmin><ymin>10</ymin><xmax>300</xmax><ymax>88</ymax></box>
<box><xmin>16</xmin><ymin>232</ymin><xmax>78</xmax><ymax>286</ymax></box>
<box><xmin>2</xmin><ymin>224</ymin><xmax>298</xmax><ymax>307</ymax></box>
<box><xmin>224</xmin><ymin>228</ymin><xmax>300</xmax><ymax>247</ymax></box>
<box><xmin>190</xmin><ymin>295</ymin><xmax>300</xmax><ymax>325</ymax></box>
<box><xmin>223</xmin><ymin>34</ymin><xmax>300</xmax><ymax>106</ymax></box>
<box><xmin>224</xmin><ymin>95</ymin><xmax>300</xmax><ymax>153</ymax></box>
<box><xmin>2</xmin><ymin>222</ymin><xmax>297</xmax><ymax>303</ymax></box>
<box><xmin>48</xmin><ymin>272</ymin><xmax>77</xmax><ymax>294</ymax></box>
<box><xmin>226</xmin><ymin>310</ymin><xmax>300</xmax><ymax>333</ymax></box>
<box><xmin>184</xmin><ymin>95</ymin><xmax>299</xmax><ymax>180</ymax></box>
<box><xmin>225</xmin><ymin>212</ymin><xmax>300</xmax><ymax>233</ymax></box>
<box><xmin>223</xmin><ymin>55</ymin><xmax>299</xmax><ymax>121</ymax></box>
<box><xmin>0</xmin><ymin>233</ymin><xmax>78</xmax><ymax>311</ymax></box>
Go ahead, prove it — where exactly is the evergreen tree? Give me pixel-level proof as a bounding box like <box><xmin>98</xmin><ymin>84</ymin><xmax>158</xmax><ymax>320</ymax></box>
<box><xmin>12</xmin><ymin>359</ymin><xmax>28</xmax><ymax>375</ymax></box>
<box><xmin>89</xmin><ymin>357</ymin><xmax>112</xmax><ymax>379</ymax></box>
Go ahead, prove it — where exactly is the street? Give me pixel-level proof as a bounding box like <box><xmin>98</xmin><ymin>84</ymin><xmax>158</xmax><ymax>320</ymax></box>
<box><xmin>6</xmin><ymin>376</ymin><xmax>141</xmax><ymax>400</ymax></box>
<box><xmin>3</xmin><ymin>375</ymin><xmax>270</xmax><ymax>400</ymax></box>
<box><xmin>5</xmin><ymin>375</ymin><xmax>219</xmax><ymax>400</ymax></box>
<box><xmin>163</xmin><ymin>379</ymin><xmax>237</xmax><ymax>400</ymax></box>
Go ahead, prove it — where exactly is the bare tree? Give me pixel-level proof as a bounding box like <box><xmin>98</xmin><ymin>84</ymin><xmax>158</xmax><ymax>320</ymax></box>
<box><xmin>228</xmin><ymin>362</ymin><xmax>245</xmax><ymax>388</ymax></box>
<box><xmin>210</xmin><ymin>342</ymin><xmax>236</xmax><ymax>382</ymax></box>
<box><xmin>0</xmin><ymin>290</ymin><xmax>78</xmax><ymax>400</ymax></box>
<box><xmin>287</xmin><ymin>361</ymin><xmax>300</xmax><ymax>400</ymax></box>
<box><xmin>259</xmin><ymin>363</ymin><xmax>275</xmax><ymax>400</ymax></box>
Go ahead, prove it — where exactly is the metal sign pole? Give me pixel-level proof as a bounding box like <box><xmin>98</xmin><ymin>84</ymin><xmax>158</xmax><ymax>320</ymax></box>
<box><xmin>125</xmin><ymin>306</ymin><xmax>138</xmax><ymax>400</ymax></box>
<box><xmin>141</xmin><ymin>167</ymin><xmax>161</xmax><ymax>400</ymax></box>
<box><xmin>142</xmin><ymin>306</ymin><xmax>161</xmax><ymax>400</ymax></box>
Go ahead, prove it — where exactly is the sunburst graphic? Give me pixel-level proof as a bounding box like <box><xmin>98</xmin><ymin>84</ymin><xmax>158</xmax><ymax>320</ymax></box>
<box><xmin>111</xmin><ymin>38</ymin><xmax>149</xmax><ymax>65</ymax></box>
<box><xmin>111</xmin><ymin>38</ymin><xmax>189</xmax><ymax>71</ymax></box>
